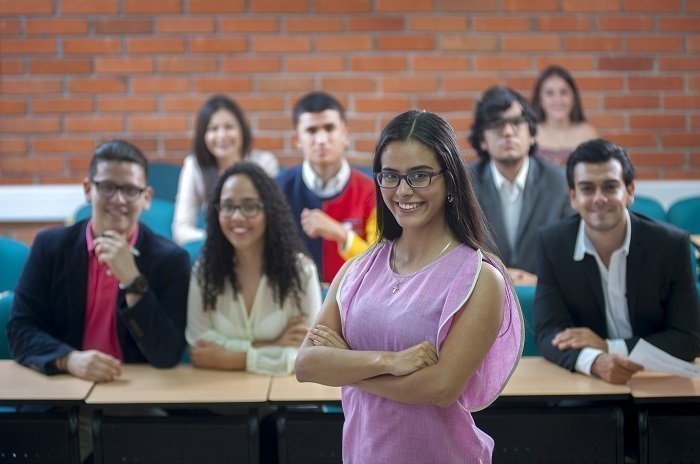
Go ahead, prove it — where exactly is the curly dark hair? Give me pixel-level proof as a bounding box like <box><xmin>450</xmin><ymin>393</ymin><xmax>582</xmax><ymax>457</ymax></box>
<box><xmin>197</xmin><ymin>162</ymin><xmax>307</xmax><ymax>312</ymax></box>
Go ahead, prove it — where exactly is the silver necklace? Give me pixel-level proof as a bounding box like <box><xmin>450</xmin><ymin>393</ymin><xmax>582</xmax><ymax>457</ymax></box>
<box><xmin>390</xmin><ymin>239</ymin><xmax>454</xmax><ymax>294</ymax></box>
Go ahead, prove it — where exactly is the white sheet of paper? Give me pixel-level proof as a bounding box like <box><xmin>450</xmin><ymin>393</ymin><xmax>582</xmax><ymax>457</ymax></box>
<box><xmin>629</xmin><ymin>339</ymin><xmax>700</xmax><ymax>378</ymax></box>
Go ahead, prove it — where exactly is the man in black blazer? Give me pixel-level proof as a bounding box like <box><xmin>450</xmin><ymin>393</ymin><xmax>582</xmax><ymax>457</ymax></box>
<box><xmin>468</xmin><ymin>86</ymin><xmax>571</xmax><ymax>285</ymax></box>
<box><xmin>535</xmin><ymin>139</ymin><xmax>700</xmax><ymax>384</ymax></box>
<box><xmin>7</xmin><ymin>140</ymin><xmax>190</xmax><ymax>382</ymax></box>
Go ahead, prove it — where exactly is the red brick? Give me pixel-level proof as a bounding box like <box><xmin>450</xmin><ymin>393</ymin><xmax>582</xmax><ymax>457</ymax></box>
<box><xmin>444</xmin><ymin>76</ymin><xmax>500</xmax><ymax>91</ymax></box>
<box><xmin>627</xmin><ymin>36</ymin><xmax>683</xmax><ymax>52</ymax></box>
<box><xmin>98</xmin><ymin>97</ymin><xmax>157</xmax><ymax>113</ymax></box>
<box><xmin>597</xmin><ymin>17</ymin><xmax>654</xmax><ymax>31</ymax></box>
<box><xmin>253</xmin><ymin>136</ymin><xmax>284</xmax><ymax>151</ymax></box>
<box><xmin>690</xmin><ymin>0</ymin><xmax>700</xmax><ymax>12</ymax></box>
<box><xmin>257</xmin><ymin>116</ymin><xmax>292</xmax><ymax>130</ymax></box>
<box><xmin>413</xmin><ymin>56</ymin><xmax>469</xmax><ymax>71</ymax></box>
<box><xmin>377</xmin><ymin>0</ymin><xmax>433</xmax><ymax>12</ymax></box>
<box><xmin>124</xmin><ymin>0</ymin><xmax>182</xmax><ymax>13</ymax></box>
<box><xmin>0</xmin><ymin>138</ymin><xmax>27</xmax><ymax>154</ymax></box>
<box><xmin>321</xmin><ymin>77</ymin><xmax>377</xmax><ymax>92</ymax></box>
<box><xmin>235</xmin><ymin>96</ymin><xmax>285</xmax><ymax>112</ymax></box>
<box><xmin>0</xmin><ymin>118</ymin><xmax>59</xmax><ymax>133</ymax></box>
<box><xmin>61</xmin><ymin>0</ymin><xmax>118</xmax><ymax>14</ymax></box>
<box><xmin>629</xmin><ymin>76</ymin><xmax>684</xmax><ymax>91</ymax></box>
<box><xmin>504</xmin><ymin>35</ymin><xmax>560</xmax><ymax>52</ymax></box>
<box><xmin>193</xmin><ymin>77</ymin><xmax>252</xmax><ymax>93</ymax></box>
<box><xmin>537</xmin><ymin>16</ymin><xmax>592</xmax><ymax>31</ymax></box>
<box><xmin>68</xmin><ymin>78</ymin><xmax>126</xmax><ymax>94</ymax></box>
<box><xmin>346</xmin><ymin>117</ymin><xmax>376</xmax><ymax>132</ymax></box>
<box><xmin>379</xmin><ymin>35</ymin><xmax>435</xmax><ymax>50</ymax></box>
<box><xmin>220</xmin><ymin>18</ymin><xmax>279</xmax><ymax>33</ymax></box>
<box><xmin>0</xmin><ymin>0</ymin><xmax>53</xmax><ymax>14</ymax></box>
<box><xmin>188</xmin><ymin>0</ymin><xmax>245</xmax><ymax>13</ymax></box>
<box><xmin>0</xmin><ymin>80</ymin><xmax>60</xmax><ymax>94</ymax></box>
<box><xmin>132</xmin><ymin>78</ymin><xmax>188</xmax><ymax>93</ymax></box>
<box><xmin>535</xmin><ymin>56</ymin><xmax>594</xmax><ymax>71</ymax></box>
<box><xmin>354</xmin><ymin>138</ymin><xmax>378</xmax><ymax>153</ymax></box>
<box><xmin>383</xmin><ymin>76</ymin><xmax>439</xmax><ymax>93</ymax></box>
<box><xmin>94</xmin><ymin>19</ymin><xmax>152</xmax><ymax>34</ymax></box>
<box><xmin>505</xmin><ymin>77</ymin><xmax>537</xmax><ymax>94</ymax></box>
<box><xmin>159</xmin><ymin>57</ymin><xmax>217</xmax><ymax>73</ymax></box>
<box><xmin>190</xmin><ymin>37</ymin><xmax>248</xmax><ymax>53</ymax></box>
<box><xmin>606</xmin><ymin>132</ymin><xmax>657</xmax><ymax>147</ymax></box>
<box><xmin>156</xmin><ymin>18</ymin><xmax>215</xmax><ymax>33</ymax></box>
<box><xmin>662</xmin><ymin>133</ymin><xmax>700</xmax><ymax>147</ymax></box>
<box><xmin>587</xmin><ymin>114</ymin><xmax>624</xmax><ymax>129</ymax></box>
<box><xmin>317</xmin><ymin>36</ymin><xmax>372</xmax><ymax>52</ymax></box>
<box><xmin>33</xmin><ymin>137</ymin><xmax>94</xmax><ymax>153</ymax></box>
<box><xmin>129</xmin><ymin>116</ymin><xmax>188</xmax><ymax>133</ymax></box>
<box><xmin>441</xmin><ymin>35</ymin><xmax>498</xmax><ymax>51</ymax></box>
<box><xmin>604</xmin><ymin>95</ymin><xmax>659</xmax><ymax>109</ymax></box>
<box><xmin>257</xmin><ymin>77</ymin><xmax>314</xmax><ymax>92</ymax></box>
<box><xmin>0</xmin><ymin>60</ymin><xmax>23</xmax><ymax>74</ymax></box>
<box><xmin>66</xmin><ymin>157</ymin><xmax>93</xmax><ymax>173</ymax></box>
<box><xmin>503</xmin><ymin>0</ymin><xmax>558</xmax><ymax>12</ymax></box>
<box><xmin>32</xmin><ymin>98</ymin><xmax>93</xmax><ymax>113</ymax></box>
<box><xmin>29</xmin><ymin>59</ymin><xmax>92</xmax><ymax>74</ymax></box>
<box><xmin>576</xmin><ymin>76</ymin><xmax>624</xmax><ymax>91</ymax></box>
<box><xmin>441</xmin><ymin>0</ymin><xmax>498</xmax><ymax>11</ymax></box>
<box><xmin>660</xmin><ymin>57</ymin><xmax>700</xmax><ymax>71</ymax></box>
<box><xmin>565</xmin><ymin>36</ymin><xmax>621</xmax><ymax>51</ymax></box>
<box><xmin>0</xmin><ymin>39</ymin><xmax>55</xmax><ymax>55</ymax></box>
<box><xmin>630</xmin><ymin>115</ymin><xmax>685</xmax><ymax>129</ymax></box>
<box><xmin>409</xmin><ymin>16</ymin><xmax>467</xmax><ymax>31</ymax></box>
<box><xmin>163</xmin><ymin>138</ymin><xmax>191</xmax><ymax>153</ymax></box>
<box><xmin>599</xmin><ymin>57</ymin><xmax>653</xmax><ymax>71</ymax></box>
<box><xmin>26</xmin><ymin>19</ymin><xmax>88</xmax><ymax>35</ymax></box>
<box><xmin>0</xmin><ymin>19</ymin><xmax>20</xmax><ymax>35</ymax></box>
<box><xmin>314</xmin><ymin>0</ymin><xmax>371</xmax><ymax>13</ymax></box>
<box><xmin>287</xmin><ymin>17</ymin><xmax>343</xmax><ymax>32</ymax></box>
<box><xmin>562</xmin><ymin>0</ymin><xmax>620</xmax><ymax>11</ymax></box>
<box><xmin>127</xmin><ymin>38</ymin><xmax>185</xmax><ymax>54</ymax></box>
<box><xmin>0</xmin><ymin>100</ymin><xmax>26</xmax><ymax>114</ymax></box>
<box><xmin>347</xmin><ymin>17</ymin><xmax>403</xmax><ymax>31</ymax></box>
<box><xmin>416</xmin><ymin>97</ymin><xmax>474</xmax><ymax>113</ymax></box>
<box><xmin>475</xmin><ymin>56</ymin><xmax>532</xmax><ymax>72</ymax></box>
<box><xmin>250</xmin><ymin>0</ymin><xmax>308</xmax><ymax>12</ymax></box>
<box><xmin>287</xmin><ymin>56</ymin><xmax>344</xmax><ymax>72</ymax></box>
<box><xmin>95</xmin><ymin>58</ymin><xmax>154</xmax><ymax>73</ymax></box>
<box><xmin>350</xmin><ymin>56</ymin><xmax>407</xmax><ymax>71</ymax></box>
<box><xmin>162</xmin><ymin>97</ymin><xmax>205</xmax><ymax>112</ymax></box>
<box><xmin>65</xmin><ymin>117</ymin><xmax>124</xmax><ymax>132</ymax></box>
<box><xmin>355</xmin><ymin>97</ymin><xmax>411</xmax><ymax>113</ymax></box>
<box><xmin>624</xmin><ymin>0</ymin><xmax>680</xmax><ymax>12</ymax></box>
<box><xmin>659</xmin><ymin>18</ymin><xmax>700</xmax><ymax>32</ymax></box>
<box><xmin>664</xmin><ymin>170</ymin><xmax>700</xmax><ymax>180</ymax></box>
<box><xmin>253</xmin><ymin>37</ymin><xmax>311</xmax><ymax>53</ymax></box>
<box><xmin>474</xmin><ymin>17</ymin><xmax>531</xmax><ymax>32</ymax></box>
<box><xmin>630</xmin><ymin>152</ymin><xmax>684</xmax><ymax>167</ymax></box>
<box><xmin>63</xmin><ymin>39</ymin><xmax>120</xmax><ymax>55</ymax></box>
<box><xmin>222</xmin><ymin>57</ymin><xmax>281</xmax><ymax>73</ymax></box>
<box><xmin>689</xmin><ymin>37</ymin><xmax>700</xmax><ymax>52</ymax></box>
<box><xmin>691</xmin><ymin>76</ymin><xmax>700</xmax><ymax>90</ymax></box>
<box><xmin>664</xmin><ymin>95</ymin><xmax>700</xmax><ymax>109</ymax></box>
<box><xmin>0</xmin><ymin>158</ymin><xmax>64</xmax><ymax>173</ymax></box>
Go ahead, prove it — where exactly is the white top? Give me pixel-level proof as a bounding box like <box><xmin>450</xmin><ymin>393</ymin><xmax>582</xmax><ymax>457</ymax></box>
<box><xmin>301</xmin><ymin>158</ymin><xmax>351</xmax><ymax>199</ymax></box>
<box><xmin>573</xmin><ymin>209</ymin><xmax>633</xmax><ymax>376</ymax></box>
<box><xmin>490</xmin><ymin>157</ymin><xmax>529</xmax><ymax>252</ymax></box>
<box><xmin>172</xmin><ymin>151</ymin><xmax>280</xmax><ymax>245</ymax></box>
<box><xmin>185</xmin><ymin>254</ymin><xmax>321</xmax><ymax>375</ymax></box>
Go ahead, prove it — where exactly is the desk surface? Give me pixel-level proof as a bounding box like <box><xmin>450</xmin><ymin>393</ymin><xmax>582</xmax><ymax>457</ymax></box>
<box><xmin>269</xmin><ymin>375</ymin><xmax>341</xmax><ymax>402</ymax></box>
<box><xmin>0</xmin><ymin>360</ymin><xmax>94</xmax><ymax>402</ymax></box>
<box><xmin>85</xmin><ymin>364</ymin><xmax>270</xmax><ymax>405</ymax></box>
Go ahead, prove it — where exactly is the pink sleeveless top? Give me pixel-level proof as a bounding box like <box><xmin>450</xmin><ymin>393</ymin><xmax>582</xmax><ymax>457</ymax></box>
<box><xmin>338</xmin><ymin>241</ymin><xmax>523</xmax><ymax>464</ymax></box>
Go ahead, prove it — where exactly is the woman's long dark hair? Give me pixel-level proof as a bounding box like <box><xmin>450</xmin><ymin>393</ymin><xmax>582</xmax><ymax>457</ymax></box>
<box><xmin>531</xmin><ymin>65</ymin><xmax>587</xmax><ymax>123</ymax></box>
<box><xmin>197</xmin><ymin>162</ymin><xmax>306</xmax><ymax>311</ymax></box>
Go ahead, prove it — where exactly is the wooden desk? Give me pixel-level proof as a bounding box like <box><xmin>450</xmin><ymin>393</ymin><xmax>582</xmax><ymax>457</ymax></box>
<box><xmin>0</xmin><ymin>360</ymin><xmax>93</xmax><ymax>404</ymax></box>
<box><xmin>269</xmin><ymin>375</ymin><xmax>340</xmax><ymax>403</ymax></box>
<box><xmin>629</xmin><ymin>372</ymin><xmax>700</xmax><ymax>401</ymax></box>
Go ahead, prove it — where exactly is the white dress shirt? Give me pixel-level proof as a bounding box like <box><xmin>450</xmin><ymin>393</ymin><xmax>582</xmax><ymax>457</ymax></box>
<box><xmin>490</xmin><ymin>157</ymin><xmax>529</xmax><ymax>253</ymax></box>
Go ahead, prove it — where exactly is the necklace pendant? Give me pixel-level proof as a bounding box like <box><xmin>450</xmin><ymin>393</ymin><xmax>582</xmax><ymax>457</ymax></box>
<box><xmin>392</xmin><ymin>283</ymin><xmax>399</xmax><ymax>294</ymax></box>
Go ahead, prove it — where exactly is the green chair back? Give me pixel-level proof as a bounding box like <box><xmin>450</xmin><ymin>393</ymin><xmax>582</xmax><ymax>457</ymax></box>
<box><xmin>630</xmin><ymin>195</ymin><xmax>666</xmax><ymax>222</ymax></box>
<box><xmin>0</xmin><ymin>291</ymin><xmax>14</xmax><ymax>359</ymax></box>
<box><xmin>0</xmin><ymin>237</ymin><xmax>30</xmax><ymax>293</ymax></box>
<box><xmin>149</xmin><ymin>162</ymin><xmax>181</xmax><ymax>203</ymax></box>
<box><xmin>667</xmin><ymin>196</ymin><xmax>700</xmax><ymax>234</ymax></box>
<box><xmin>515</xmin><ymin>285</ymin><xmax>538</xmax><ymax>356</ymax></box>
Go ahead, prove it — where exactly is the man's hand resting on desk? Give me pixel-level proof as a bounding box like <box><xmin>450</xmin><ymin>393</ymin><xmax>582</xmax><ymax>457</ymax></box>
<box><xmin>64</xmin><ymin>350</ymin><xmax>122</xmax><ymax>382</ymax></box>
<box><xmin>591</xmin><ymin>353</ymin><xmax>643</xmax><ymax>384</ymax></box>
<box><xmin>552</xmin><ymin>327</ymin><xmax>607</xmax><ymax>351</ymax></box>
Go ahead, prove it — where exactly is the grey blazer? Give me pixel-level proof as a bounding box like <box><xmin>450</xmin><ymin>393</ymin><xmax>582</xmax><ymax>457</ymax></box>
<box><xmin>468</xmin><ymin>156</ymin><xmax>572</xmax><ymax>273</ymax></box>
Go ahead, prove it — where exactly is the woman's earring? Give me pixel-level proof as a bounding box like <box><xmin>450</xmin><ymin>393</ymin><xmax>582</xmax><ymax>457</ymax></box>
<box><xmin>447</xmin><ymin>193</ymin><xmax>454</xmax><ymax>203</ymax></box>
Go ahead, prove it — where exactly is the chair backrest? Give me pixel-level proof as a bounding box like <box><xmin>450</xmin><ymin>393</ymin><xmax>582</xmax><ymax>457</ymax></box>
<box><xmin>667</xmin><ymin>196</ymin><xmax>700</xmax><ymax>234</ymax></box>
<box><xmin>352</xmin><ymin>165</ymin><xmax>373</xmax><ymax>179</ymax></box>
<box><xmin>515</xmin><ymin>285</ymin><xmax>538</xmax><ymax>356</ymax></box>
<box><xmin>181</xmin><ymin>240</ymin><xmax>204</xmax><ymax>266</ymax></box>
<box><xmin>0</xmin><ymin>237</ymin><xmax>30</xmax><ymax>293</ymax></box>
<box><xmin>148</xmin><ymin>162</ymin><xmax>182</xmax><ymax>203</ymax></box>
<box><xmin>72</xmin><ymin>199</ymin><xmax>175</xmax><ymax>239</ymax></box>
<box><xmin>630</xmin><ymin>195</ymin><xmax>666</xmax><ymax>222</ymax></box>
<box><xmin>0</xmin><ymin>291</ymin><xmax>14</xmax><ymax>359</ymax></box>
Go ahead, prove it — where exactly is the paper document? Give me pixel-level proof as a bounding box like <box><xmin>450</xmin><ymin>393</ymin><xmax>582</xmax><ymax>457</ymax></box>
<box><xmin>629</xmin><ymin>339</ymin><xmax>700</xmax><ymax>378</ymax></box>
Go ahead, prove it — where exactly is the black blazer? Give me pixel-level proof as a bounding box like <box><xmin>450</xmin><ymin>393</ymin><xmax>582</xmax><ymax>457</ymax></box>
<box><xmin>7</xmin><ymin>221</ymin><xmax>190</xmax><ymax>374</ymax></box>
<box><xmin>535</xmin><ymin>212</ymin><xmax>700</xmax><ymax>371</ymax></box>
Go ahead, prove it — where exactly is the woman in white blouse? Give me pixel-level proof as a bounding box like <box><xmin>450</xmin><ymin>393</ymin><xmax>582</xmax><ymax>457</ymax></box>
<box><xmin>173</xmin><ymin>95</ymin><xmax>279</xmax><ymax>245</ymax></box>
<box><xmin>186</xmin><ymin>163</ymin><xmax>320</xmax><ymax>375</ymax></box>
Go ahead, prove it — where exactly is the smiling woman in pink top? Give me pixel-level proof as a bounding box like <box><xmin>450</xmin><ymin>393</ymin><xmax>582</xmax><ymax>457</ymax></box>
<box><xmin>296</xmin><ymin>110</ymin><xmax>523</xmax><ymax>463</ymax></box>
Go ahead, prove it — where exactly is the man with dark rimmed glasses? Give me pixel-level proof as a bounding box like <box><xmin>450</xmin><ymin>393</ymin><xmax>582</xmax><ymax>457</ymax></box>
<box><xmin>467</xmin><ymin>86</ymin><xmax>573</xmax><ymax>285</ymax></box>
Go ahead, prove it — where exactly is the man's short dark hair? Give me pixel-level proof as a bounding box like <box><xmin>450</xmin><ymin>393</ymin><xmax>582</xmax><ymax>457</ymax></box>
<box><xmin>292</xmin><ymin>91</ymin><xmax>346</xmax><ymax>127</ymax></box>
<box><xmin>468</xmin><ymin>86</ymin><xmax>538</xmax><ymax>161</ymax></box>
<box><xmin>88</xmin><ymin>140</ymin><xmax>149</xmax><ymax>180</ymax></box>
<box><xmin>566</xmin><ymin>138</ymin><xmax>635</xmax><ymax>189</ymax></box>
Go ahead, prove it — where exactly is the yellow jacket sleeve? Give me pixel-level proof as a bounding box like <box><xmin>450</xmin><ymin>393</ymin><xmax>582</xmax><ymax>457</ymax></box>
<box><xmin>340</xmin><ymin>208</ymin><xmax>377</xmax><ymax>260</ymax></box>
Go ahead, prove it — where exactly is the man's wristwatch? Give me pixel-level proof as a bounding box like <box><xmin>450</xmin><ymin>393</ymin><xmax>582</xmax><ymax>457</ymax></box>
<box><xmin>119</xmin><ymin>275</ymin><xmax>149</xmax><ymax>295</ymax></box>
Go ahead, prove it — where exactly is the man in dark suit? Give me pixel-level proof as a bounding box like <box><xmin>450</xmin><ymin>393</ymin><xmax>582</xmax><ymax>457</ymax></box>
<box><xmin>535</xmin><ymin>139</ymin><xmax>700</xmax><ymax>384</ymax></box>
<box><xmin>7</xmin><ymin>140</ymin><xmax>190</xmax><ymax>382</ymax></box>
<box><xmin>467</xmin><ymin>86</ymin><xmax>571</xmax><ymax>285</ymax></box>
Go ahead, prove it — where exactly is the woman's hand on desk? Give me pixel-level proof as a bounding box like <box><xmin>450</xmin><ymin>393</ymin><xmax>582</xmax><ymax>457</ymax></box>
<box><xmin>189</xmin><ymin>340</ymin><xmax>243</xmax><ymax>370</ymax></box>
<box><xmin>66</xmin><ymin>350</ymin><xmax>122</xmax><ymax>382</ymax></box>
<box><xmin>264</xmin><ymin>315</ymin><xmax>308</xmax><ymax>348</ymax></box>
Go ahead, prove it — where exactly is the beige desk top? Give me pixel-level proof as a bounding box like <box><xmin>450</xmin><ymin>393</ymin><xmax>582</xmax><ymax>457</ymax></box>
<box><xmin>85</xmin><ymin>364</ymin><xmax>270</xmax><ymax>405</ymax></box>
<box><xmin>0</xmin><ymin>360</ymin><xmax>94</xmax><ymax>402</ymax></box>
<box><xmin>628</xmin><ymin>359</ymin><xmax>700</xmax><ymax>399</ymax></box>
<box><xmin>269</xmin><ymin>375</ymin><xmax>341</xmax><ymax>402</ymax></box>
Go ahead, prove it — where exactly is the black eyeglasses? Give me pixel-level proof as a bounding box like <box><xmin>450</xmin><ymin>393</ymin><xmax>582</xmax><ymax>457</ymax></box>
<box><xmin>485</xmin><ymin>115</ymin><xmax>528</xmax><ymax>133</ymax></box>
<box><xmin>375</xmin><ymin>170</ymin><xmax>444</xmax><ymax>189</ymax></box>
<box><xmin>92</xmin><ymin>181</ymin><xmax>146</xmax><ymax>201</ymax></box>
<box><xmin>216</xmin><ymin>201</ymin><xmax>264</xmax><ymax>218</ymax></box>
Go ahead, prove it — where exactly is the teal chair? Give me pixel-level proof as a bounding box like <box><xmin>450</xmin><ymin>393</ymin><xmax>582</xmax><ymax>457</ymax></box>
<box><xmin>149</xmin><ymin>162</ymin><xmax>181</xmax><ymax>203</ymax></box>
<box><xmin>0</xmin><ymin>291</ymin><xmax>13</xmax><ymax>359</ymax></box>
<box><xmin>630</xmin><ymin>195</ymin><xmax>666</xmax><ymax>222</ymax></box>
<box><xmin>667</xmin><ymin>196</ymin><xmax>700</xmax><ymax>234</ymax></box>
<box><xmin>73</xmin><ymin>198</ymin><xmax>175</xmax><ymax>240</ymax></box>
<box><xmin>352</xmin><ymin>165</ymin><xmax>374</xmax><ymax>179</ymax></box>
<box><xmin>0</xmin><ymin>237</ymin><xmax>30</xmax><ymax>293</ymax></box>
<box><xmin>182</xmin><ymin>239</ymin><xmax>204</xmax><ymax>265</ymax></box>
<box><xmin>515</xmin><ymin>285</ymin><xmax>538</xmax><ymax>356</ymax></box>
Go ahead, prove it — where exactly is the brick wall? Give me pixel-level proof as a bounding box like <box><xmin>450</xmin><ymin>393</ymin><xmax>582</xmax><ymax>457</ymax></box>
<box><xmin>1</xmin><ymin>0</ymin><xmax>699</xmax><ymax>187</ymax></box>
